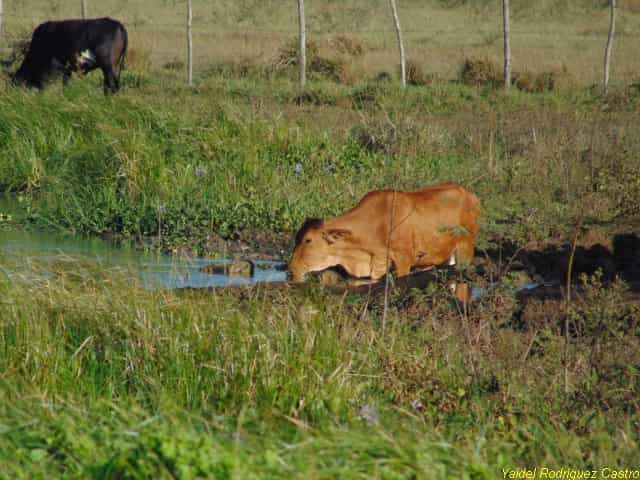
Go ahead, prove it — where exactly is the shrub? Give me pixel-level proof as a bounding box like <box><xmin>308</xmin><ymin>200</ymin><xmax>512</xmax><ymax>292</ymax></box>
<box><xmin>533</xmin><ymin>71</ymin><xmax>556</xmax><ymax>92</ymax></box>
<box><xmin>163</xmin><ymin>58</ymin><xmax>184</xmax><ymax>71</ymax></box>
<box><xmin>459</xmin><ymin>57</ymin><xmax>500</xmax><ymax>87</ymax></box>
<box><xmin>274</xmin><ymin>37</ymin><xmax>349</xmax><ymax>83</ymax></box>
<box><xmin>309</xmin><ymin>56</ymin><xmax>347</xmax><ymax>83</ymax></box>
<box><xmin>512</xmin><ymin>70</ymin><xmax>556</xmax><ymax>93</ymax></box>
<box><xmin>291</xmin><ymin>88</ymin><xmax>337</xmax><ymax>106</ymax></box>
<box><xmin>274</xmin><ymin>37</ymin><xmax>320</xmax><ymax>70</ymax></box>
<box><xmin>332</xmin><ymin>34</ymin><xmax>365</xmax><ymax>57</ymax></box>
<box><xmin>406</xmin><ymin>60</ymin><xmax>432</xmax><ymax>86</ymax></box>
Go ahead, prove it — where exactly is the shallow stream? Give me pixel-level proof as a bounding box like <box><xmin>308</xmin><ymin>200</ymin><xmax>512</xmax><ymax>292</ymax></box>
<box><xmin>0</xmin><ymin>229</ymin><xmax>288</xmax><ymax>289</ymax></box>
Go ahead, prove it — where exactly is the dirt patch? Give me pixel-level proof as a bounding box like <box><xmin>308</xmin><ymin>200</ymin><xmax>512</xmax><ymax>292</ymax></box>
<box><xmin>484</xmin><ymin>233</ymin><xmax>640</xmax><ymax>286</ymax></box>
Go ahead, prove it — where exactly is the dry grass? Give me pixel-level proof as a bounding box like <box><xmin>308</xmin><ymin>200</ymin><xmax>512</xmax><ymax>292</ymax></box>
<box><xmin>2</xmin><ymin>1</ymin><xmax>640</xmax><ymax>86</ymax></box>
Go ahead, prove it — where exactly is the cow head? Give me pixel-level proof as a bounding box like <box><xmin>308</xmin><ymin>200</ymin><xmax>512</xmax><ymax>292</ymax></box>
<box><xmin>289</xmin><ymin>217</ymin><xmax>352</xmax><ymax>282</ymax></box>
<box><xmin>11</xmin><ymin>63</ymin><xmax>37</xmax><ymax>88</ymax></box>
<box><xmin>11</xmin><ymin>68</ymin><xmax>25</xmax><ymax>86</ymax></box>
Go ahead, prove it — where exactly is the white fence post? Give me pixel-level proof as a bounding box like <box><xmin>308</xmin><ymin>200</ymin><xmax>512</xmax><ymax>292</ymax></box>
<box><xmin>81</xmin><ymin>0</ymin><xmax>88</xmax><ymax>19</ymax></box>
<box><xmin>389</xmin><ymin>0</ymin><xmax>406</xmax><ymax>87</ymax></box>
<box><xmin>1</xmin><ymin>0</ymin><xmax>4</xmax><ymax>37</ymax></box>
<box><xmin>297</xmin><ymin>0</ymin><xmax>306</xmax><ymax>89</ymax></box>
<box><xmin>187</xmin><ymin>0</ymin><xmax>193</xmax><ymax>86</ymax></box>
<box><xmin>503</xmin><ymin>0</ymin><xmax>511</xmax><ymax>90</ymax></box>
<box><xmin>603</xmin><ymin>0</ymin><xmax>616</xmax><ymax>95</ymax></box>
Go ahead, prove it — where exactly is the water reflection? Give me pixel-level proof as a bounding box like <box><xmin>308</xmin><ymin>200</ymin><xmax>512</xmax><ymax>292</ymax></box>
<box><xmin>0</xmin><ymin>229</ymin><xmax>288</xmax><ymax>289</ymax></box>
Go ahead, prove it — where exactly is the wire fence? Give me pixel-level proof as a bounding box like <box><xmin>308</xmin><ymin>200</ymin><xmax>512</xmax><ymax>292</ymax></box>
<box><xmin>4</xmin><ymin>11</ymin><xmax>639</xmax><ymax>36</ymax></box>
<box><xmin>1</xmin><ymin>1</ymin><xmax>638</xmax><ymax>86</ymax></box>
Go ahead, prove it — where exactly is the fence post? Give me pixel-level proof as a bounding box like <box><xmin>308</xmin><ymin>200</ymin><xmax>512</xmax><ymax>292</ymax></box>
<box><xmin>297</xmin><ymin>0</ymin><xmax>306</xmax><ymax>89</ymax></box>
<box><xmin>389</xmin><ymin>0</ymin><xmax>406</xmax><ymax>87</ymax></box>
<box><xmin>187</xmin><ymin>0</ymin><xmax>193</xmax><ymax>86</ymax></box>
<box><xmin>603</xmin><ymin>0</ymin><xmax>616</xmax><ymax>95</ymax></box>
<box><xmin>503</xmin><ymin>0</ymin><xmax>511</xmax><ymax>90</ymax></box>
<box><xmin>81</xmin><ymin>0</ymin><xmax>88</xmax><ymax>19</ymax></box>
<box><xmin>0</xmin><ymin>0</ymin><xmax>4</xmax><ymax>37</ymax></box>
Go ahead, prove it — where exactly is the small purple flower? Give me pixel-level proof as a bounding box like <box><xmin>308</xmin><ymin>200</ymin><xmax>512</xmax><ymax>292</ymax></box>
<box><xmin>194</xmin><ymin>165</ymin><xmax>207</xmax><ymax>177</ymax></box>
<box><xmin>325</xmin><ymin>163</ymin><xmax>334</xmax><ymax>173</ymax></box>
<box><xmin>358</xmin><ymin>404</ymin><xmax>379</xmax><ymax>426</ymax></box>
<box><xmin>294</xmin><ymin>163</ymin><xmax>303</xmax><ymax>174</ymax></box>
<box><xmin>411</xmin><ymin>399</ymin><xmax>424</xmax><ymax>411</ymax></box>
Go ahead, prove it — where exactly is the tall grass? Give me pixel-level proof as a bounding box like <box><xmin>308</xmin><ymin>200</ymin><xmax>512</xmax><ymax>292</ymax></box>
<box><xmin>1</xmin><ymin>3</ymin><xmax>639</xmax><ymax>474</ymax></box>
<box><xmin>0</xmin><ymin>257</ymin><xmax>638</xmax><ymax>477</ymax></box>
<box><xmin>1</xmin><ymin>73</ymin><xmax>639</xmax><ymax>253</ymax></box>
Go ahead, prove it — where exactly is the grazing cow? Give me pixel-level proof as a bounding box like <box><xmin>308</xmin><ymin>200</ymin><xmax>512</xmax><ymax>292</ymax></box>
<box><xmin>13</xmin><ymin>17</ymin><xmax>127</xmax><ymax>94</ymax></box>
<box><xmin>289</xmin><ymin>183</ymin><xmax>480</xmax><ymax>300</ymax></box>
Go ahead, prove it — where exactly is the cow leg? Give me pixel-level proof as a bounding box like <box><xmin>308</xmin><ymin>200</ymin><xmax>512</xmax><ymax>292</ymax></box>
<box><xmin>102</xmin><ymin>67</ymin><xmax>119</xmax><ymax>94</ymax></box>
<box><xmin>369</xmin><ymin>255</ymin><xmax>390</xmax><ymax>282</ymax></box>
<box><xmin>62</xmin><ymin>67</ymin><xmax>73</xmax><ymax>87</ymax></box>
<box><xmin>449</xmin><ymin>241</ymin><xmax>474</xmax><ymax>304</ymax></box>
<box><xmin>454</xmin><ymin>238</ymin><xmax>475</xmax><ymax>266</ymax></box>
<box><xmin>392</xmin><ymin>253</ymin><xmax>412</xmax><ymax>277</ymax></box>
<box><xmin>35</xmin><ymin>77</ymin><xmax>47</xmax><ymax>91</ymax></box>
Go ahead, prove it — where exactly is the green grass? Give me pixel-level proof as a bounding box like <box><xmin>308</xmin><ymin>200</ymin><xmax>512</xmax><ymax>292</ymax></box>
<box><xmin>0</xmin><ymin>71</ymin><xmax>638</xmax><ymax>253</ymax></box>
<box><xmin>1</xmin><ymin>2</ymin><xmax>640</xmax><ymax>476</ymax></box>
<box><xmin>0</xmin><ymin>258</ymin><xmax>638</xmax><ymax>478</ymax></box>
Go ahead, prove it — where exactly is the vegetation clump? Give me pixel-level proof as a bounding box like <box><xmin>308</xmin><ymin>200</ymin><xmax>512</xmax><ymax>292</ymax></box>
<box><xmin>405</xmin><ymin>60</ymin><xmax>432</xmax><ymax>86</ymax></box>
<box><xmin>459</xmin><ymin>57</ymin><xmax>500</xmax><ymax>87</ymax></box>
<box><xmin>274</xmin><ymin>37</ymin><xmax>349</xmax><ymax>83</ymax></box>
<box><xmin>332</xmin><ymin>34</ymin><xmax>365</xmax><ymax>57</ymax></box>
<box><xmin>512</xmin><ymin>69</ymin><xmax>556</xmax><ymax>93</ymax></box>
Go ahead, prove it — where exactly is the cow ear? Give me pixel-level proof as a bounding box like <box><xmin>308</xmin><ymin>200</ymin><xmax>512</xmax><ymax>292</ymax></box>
<box><xmin>322</xmin><ymin>228</ymin><xmax>351</xmax><ymax>244</ymax></box>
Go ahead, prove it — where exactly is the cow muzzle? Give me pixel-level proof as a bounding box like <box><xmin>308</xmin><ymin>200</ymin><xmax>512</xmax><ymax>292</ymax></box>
<box><xmin>288</xmin><ymin>259</ymin><xmax>309</xmax><ymax>283</ymax></box>
<box><xmin>288</xmin><ymin>269</ymin><xmax>306</xmax><ymax>283</ymax></box>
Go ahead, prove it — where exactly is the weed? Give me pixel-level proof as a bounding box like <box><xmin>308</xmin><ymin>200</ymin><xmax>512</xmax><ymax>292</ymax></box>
<box><xmin>405</xmin><ymin>60</ymin><xmax>432</xmax><ymax>86</ymax></box>
<box><xmin>163</xmin><ymin>58</ymin><xmax>184</xmax><ymax>71</ymax></box>
<box><xmin>332</xmin><ymin>34</ymin><xmax>365</xmax><ymax>57</ymax></box>
<box><xmin>459</xmin><ymin>57</ymin><xmax>500</xmax><ymax>87</ymax></box>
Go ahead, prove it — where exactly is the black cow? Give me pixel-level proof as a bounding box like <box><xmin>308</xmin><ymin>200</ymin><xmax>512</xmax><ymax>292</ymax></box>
<box><xmin>13</xmin><ymin>17</ymin><xmax>128</xmax><ymax>94</ymax></box>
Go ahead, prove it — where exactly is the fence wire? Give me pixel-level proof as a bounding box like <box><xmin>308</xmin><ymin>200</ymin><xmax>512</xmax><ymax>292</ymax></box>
<box><xmin>1</xmin><ymin>2</ymin><xmax>637</xmax><ymax>85</ymax></box>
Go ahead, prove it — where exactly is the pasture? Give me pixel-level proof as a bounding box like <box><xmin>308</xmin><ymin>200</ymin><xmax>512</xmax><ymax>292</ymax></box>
<box><xmin>0</xmin><ymin>0</ymin><xmax>639</xmax><ymax>477</ymax></box>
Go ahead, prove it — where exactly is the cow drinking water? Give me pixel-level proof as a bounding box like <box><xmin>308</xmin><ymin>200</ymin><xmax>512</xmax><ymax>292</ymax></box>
<box><xmin>289</xmin><ymin>183</ymin><xmax>480</xmax><ymax>301</ymax></box>
<box><xmin>13</xmin><ymin>17</ymin><xmax>128</xmax><ymax>94</ymax></box>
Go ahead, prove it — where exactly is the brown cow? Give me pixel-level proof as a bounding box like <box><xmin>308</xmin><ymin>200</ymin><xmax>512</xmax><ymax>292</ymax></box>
<box><xmin>289</xmin><ymin>183</ymin><xmax>480</xmax><ymax>299</ymax></box>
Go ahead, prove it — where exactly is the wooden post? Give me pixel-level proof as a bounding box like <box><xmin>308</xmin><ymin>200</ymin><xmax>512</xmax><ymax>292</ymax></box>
<box><xmin>389</xmin><ymin>0</ymin><xmax>406</xmax><ymax>87</ymax></box>
<box><xmin>503</xmin><ymin>0</ymin><xmax>511</xmax><ymax>90</ymax></box>
<box><xmin>297</xmin><ymin>0</ymin><xmax>306</xmax><ymax>89</ymax></box>
<box><xmin>81</xmin><ymin>0</ymin><xmax>88</xmax><ymax>19</ymax></box>
<box><xmin>603</xmin><ymin>0</ymin><xmax>616</xmax><ymax>95</ymax></box>
<box><xmin>187</xmin><ymin>0</ymin><xmax>193</xmax><ymax>87</ymax></box>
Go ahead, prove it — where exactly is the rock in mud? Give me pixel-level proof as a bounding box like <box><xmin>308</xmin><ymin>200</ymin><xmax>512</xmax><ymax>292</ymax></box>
<box><xmin>199</xmin><ymin>260</ymin><xmax>255</xmax><ymax>277</ymax></box>
<box><xmin>229</xmin><ymin>260</ymin><xmax>254</xmax><ymax>277</ymax></box>
<box><xmin>508</xmin><ymin>269</ymin><xmax>534</xmax><ymax>287</ymax></box>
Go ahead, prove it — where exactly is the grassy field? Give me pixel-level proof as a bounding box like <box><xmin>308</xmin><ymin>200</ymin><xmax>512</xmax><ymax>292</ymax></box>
<box><xmin>1</xmin><ymin>1</ymin><xmax>640</xmax><ymax>478</ymax></box>
<box><xmin>3</xmin><ymin>0</ymin><xmax>640</xmax><ymax>85</ymax></box>
<box><xmin>0</xmin><ymin>256</ymin><xmax>638</xmax><ymax>478</ymax></box>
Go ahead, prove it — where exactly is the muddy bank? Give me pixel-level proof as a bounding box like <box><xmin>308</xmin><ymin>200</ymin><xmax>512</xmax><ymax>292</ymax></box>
<box><xmin>167</xmin><ymin>228</ymin><xmax>640</xmax><ymax>287</ymax></box>
<box><xmin>184</xmin><ymin>230</ymin><xmax>640</xmax><ymax>330</ymax></box>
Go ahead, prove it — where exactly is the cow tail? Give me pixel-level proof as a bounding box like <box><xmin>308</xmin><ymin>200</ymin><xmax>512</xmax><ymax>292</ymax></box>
<box><xmin>119</xmin><ymin>26</ymin><xmax>128</xmax><ymax>72</ymax></box>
